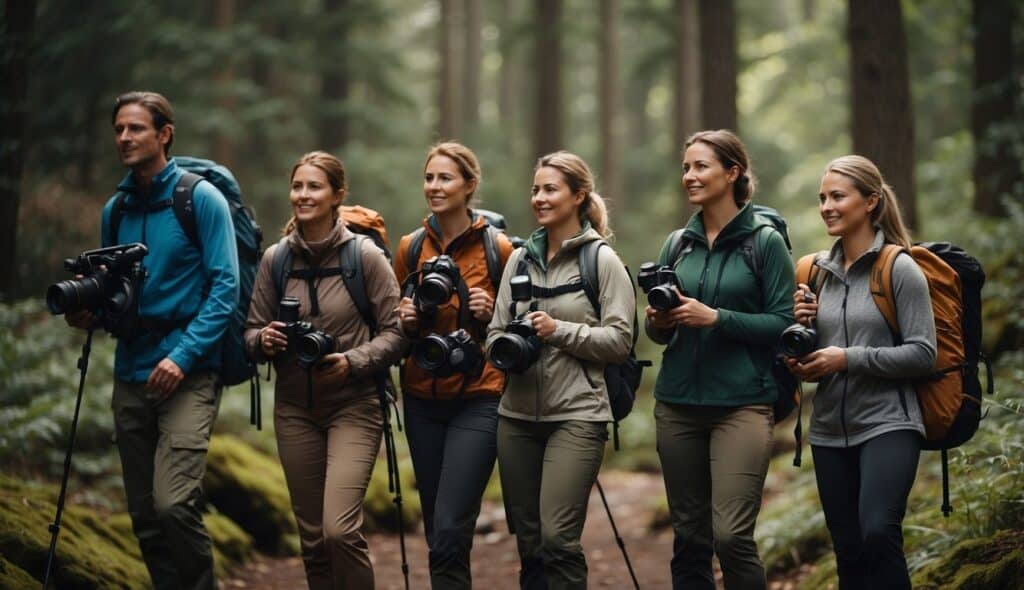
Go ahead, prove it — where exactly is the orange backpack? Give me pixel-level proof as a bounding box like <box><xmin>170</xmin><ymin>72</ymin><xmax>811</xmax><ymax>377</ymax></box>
<box><xmin>341</xmin><ymin>204</ymin><xmax>391</xmax><ymax>259</ymax></box>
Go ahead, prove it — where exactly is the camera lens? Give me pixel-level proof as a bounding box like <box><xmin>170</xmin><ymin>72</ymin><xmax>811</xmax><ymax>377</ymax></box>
<box><xmin>489</xmin><ymin>334</ymin><xmax>527</xmax><ymax>371</ymax></box>
<box><xmin>648</xmin><ymin>286</ymin><xmax>681</xmax><ymax>311</ymax></box>
<box><xmin>414</xmin><ymin>334</ymin><xmax>450</xmax><ymax>372</ymax></box>
<box><xmin>418</xmin><ymin>275</ymin><xmax>454</xmax><ymax>309</ymax></box>
<box><xmin>780</xmin><ymin>324</ymin><xmax>817</xmax><ymax>357</ymax></box>
<box><xmin>297</xmin><ymin>331</ymin><xmax>334</xmax><ymax>367</ymax></box>
<box><xmin>46</xmin><ymin>276</ymin><xmax>104</xmax><ymax>315</ymax></box>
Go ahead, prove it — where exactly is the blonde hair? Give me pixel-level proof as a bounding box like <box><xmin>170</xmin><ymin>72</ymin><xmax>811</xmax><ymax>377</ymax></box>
<box><xmin>425</xmin><ymin>141</ymin><xmax>482</xmax><ymax>203</ymax></box>
<box><xmin>684</xmin><ymin>129</ymin><xmax>757</xmax><ymax>206</ymax></box>
<box><xmin>282</xmin><ymin>151</ymin><xmax>347</xmax><ymax>236</ymax></box>
<box><xmin>824</xmin><ymin>155</ymin><xmax>913</xmax><ymax>249</ymax></box>
<box><xmin>535</xmin><ymin>151</ymin><xmax>612</xmax><ymax>238</ymax></box>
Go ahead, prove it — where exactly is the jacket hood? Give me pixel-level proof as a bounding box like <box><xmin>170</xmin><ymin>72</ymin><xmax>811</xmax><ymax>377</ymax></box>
<box><xmin>523</xmin><ymin>222</ymin><xmax>602</xmax><ymax>270</ymax></box>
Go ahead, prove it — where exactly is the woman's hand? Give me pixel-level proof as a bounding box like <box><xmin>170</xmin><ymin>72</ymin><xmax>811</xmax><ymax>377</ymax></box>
<box><xmin>260</xmin><ymin>321</ymin><xmax>289</xmax><ymax>357</ymax></box>
<box><xmin>467</xmin><ymin>287</ymin><xmax>495</xmax><ymax>323</ymax></box>
<box><xmin>525</xmin><ymin>311</ymin><xmax>557</xmax><ymax>340</ymax></box>
<box><xmin>397</xmin><ymin>296</ymin><xmax>419</xmax><ymax>335</ymax></box>
<box><xmin>793</xmin><ymin>283</ymin><xmax>818</xmax><ymax>327</ymax></box>
<box><xmin>314</xmin><ymin>352</ymin><xmax>350</xmax><ymax>386</ymax></box>
<box><xmin>674</xmin><ymin>294</ymin><xmax>718</xmax><ymax>328</ymax></box>
<box><xmin>646</xmin><ymin>306</ymin><xmax>677</xmax><ymax>330</ymax></box>
<box><xmin>785</xmin><ymin>346</ymin><xmax>846</xmax><ymax>381</ymax></box>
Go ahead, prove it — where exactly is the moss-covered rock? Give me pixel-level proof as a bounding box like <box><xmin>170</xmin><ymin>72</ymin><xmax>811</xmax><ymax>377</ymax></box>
<box><xmin>203</xmin><ymin>434</ymin><xmax>298</xmax><ymax>555</ymax></box>
<box><xmin>205</xmin><ymin>512</ymin><xmax>254</xmax><ymax>578</ymax></box>
<box><xmin>913</xmin><ymin>529</ymin><xmax>1024</xmax><ymax>590</ymax></box>
<box><xmin>363</xmin><ymin>456</ymin><xmax>421</xmax><ymax>533</ymax></box>
<box><xmin>0</xmin><ymin>555</ymin><xmax>41</xmax><ymax>590</ymax></box>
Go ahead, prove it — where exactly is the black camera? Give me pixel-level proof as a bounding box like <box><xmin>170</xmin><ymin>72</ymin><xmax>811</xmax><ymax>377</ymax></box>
<box><xmin>637</xmin><ymin>262</ymin><xmax>687</xmax><ymax>311</ymax></box>
<box><xmin>46</xmin><ymin>243</ymin><xmax>149</xmax><ymax>336</ymax></box>
<box><xmin>413</xmin><ymin>329</ymin><xmax>483</xmax><ymax>377</ymax></box>
<box><xmin>415</xmin><ymin>255</ymin><xmax>461</xmax><ymax>311</ymax></box>
<box><xmin>278</xmin><ymin>296</ymin><xmax>336</xmax><ymax>369</ymax></box>
<box><xmin>780</xmin><ymin>323</ymin><xmax>818</xmax><ymax>358</ymax></box>
<box><xmin>488</xmin><ymin>275</ymin><xmax>543</xmax><ymax>373</ymax></box>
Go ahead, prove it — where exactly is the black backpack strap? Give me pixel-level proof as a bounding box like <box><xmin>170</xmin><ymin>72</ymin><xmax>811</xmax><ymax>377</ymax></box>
<box><xmin>405</xmin><ymin>228</ymin><xmax>428</xmax><ymax>277</ymax></box>
<box><xmin>340</xmin><ymin>235</ymin><xmax>376</xmax><ymax>334</ymax></box>
<box><xmin>578</xmin><ymin>240</ymin><xmax>604</xmax><ymax>316</ymax></box>
<box><xmin>481</xmin><ymin>224</ymin><xmax>504</xmax><ymax>292</ymax></box>
<box><xmin>664</xmin><ymin>228</ymin><xmax>693</xmax><ymax>268</ymax></box>
<box><xmin>270</xmin><ymin>237</ymin><xmax>294</xmax><ymax>304</ymax></box>
<box><xmin>738</xmin><ymin>224</ymin><xmax>776</xmax><ymax>285</ymax></box>
<box><xmin>172</xmin><ymin>171</ymin><xmax>203</xmax><ymax>249</ymax></box>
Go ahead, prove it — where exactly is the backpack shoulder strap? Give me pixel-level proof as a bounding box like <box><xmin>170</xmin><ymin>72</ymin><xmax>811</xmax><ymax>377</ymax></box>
<box><xmin>481</xmin><ymin>224</ymin><xmax>503</xmax><ymax>292</ymax></box>
<box><xmin>108</xmin><ymin>193</ymin><xmax>130</xmax><ymax>245</ymax></box>
<box><xmin>664</xmin><ymin>228</ymin><xmax>691</xmax><ymax>267</ymax></box>
<box><xmin>340</xmin><ymin>235</ymin><xmax>376</xmax><ymax>334</ymax></box>
<box><xmin>870</xmin><ymin>244</ymin><xmax>905</xmax><ymax>337</ymax></box>
<box><xmin>578</xmin><ymin>240</ymin><xmax>604</xmax><ymax>316</ymax></box>
<box><xmin>405</xmin><ymin>228</ymin><xmax>428</xmax><ymax>276</ymax></box>
<box><xmin>739</xmin><ymin>223</ymin><xmax>779</xmax><ymax>282</ymax></box>
<box><xmin>172</xmin><ymin>171</ymin><xmax>203</xmax><ymax>249</ymax></box>
<box><xmin>795</xmin><ymin>251</ymin><xmax>827</xmax><ymax>293</ymax></box>
<box><xmin>270</xmin><ymin>237</ymin><xmax>294</xmax><ymax>303</ymax></box>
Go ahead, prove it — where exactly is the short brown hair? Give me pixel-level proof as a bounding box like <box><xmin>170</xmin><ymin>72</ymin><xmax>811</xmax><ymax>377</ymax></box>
<box><xmin>112</xmin><ymin>91</ymin><xmax>175</xmax><ymax>156</ymax></box>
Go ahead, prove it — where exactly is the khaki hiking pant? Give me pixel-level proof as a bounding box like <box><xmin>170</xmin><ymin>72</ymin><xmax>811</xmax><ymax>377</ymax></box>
<box><xmin>275</xmin><ymin>393</ymin><xmax>383</xmax><ymax>590</ymax></box>
<box><xmin>112</xmin><ymin>371</ymin><xmax>221</xmax><ymax>590</ymax></box>
<box><xmin>655</xmin><ymin>401</ymin><xmax>773</xmax><ymax>590</ymax></box>
<box><xmin>497</xmin><ymin>417</ymin><xmax>607</xmax><ymax>590</ymax></box>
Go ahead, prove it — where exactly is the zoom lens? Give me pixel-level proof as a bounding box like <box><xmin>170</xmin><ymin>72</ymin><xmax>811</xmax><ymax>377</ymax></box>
<box><xmin>46</xmin><ymin>276</ymin><xmax>104</xmax><ymax>315</ymax></box>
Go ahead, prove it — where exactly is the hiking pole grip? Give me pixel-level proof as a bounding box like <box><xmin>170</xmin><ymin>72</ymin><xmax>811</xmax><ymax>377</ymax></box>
<box><xmin>43</xmin><ymin>328</ymin><xmax>94</xmax><ymax>589</ymax></box>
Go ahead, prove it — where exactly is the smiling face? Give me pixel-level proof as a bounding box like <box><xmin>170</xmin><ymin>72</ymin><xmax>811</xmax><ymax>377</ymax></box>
<box><xmin>290</xmin><ymin>164</ymin><xmax>343</xmax><ymax>228</ymax></box>
<box><xmin>531</xmin><ymin>166</ymin><xmax>584</xmax><ymax>230</ymax></box>
<box><xmin>113</xmin><ymin>103</ymin><xmax>171</xmax><ymax>174</ymax></box>
<box><xmin>423</xmin><ymin>155</ymin><xmax>475</xmax><ymax>216</ymax></box>
<box><xmin>681</xmin><ymin>141</ymin><xmax>739</xmax><ymax>207</ymax></box>
<box><xmin>818</xmin><ymin>171</ymin><xmax>878</xmax><ymax>237</ymax></box>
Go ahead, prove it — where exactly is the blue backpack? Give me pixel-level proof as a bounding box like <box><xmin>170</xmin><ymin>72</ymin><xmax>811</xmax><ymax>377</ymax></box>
<box><xmin>108</xmin><ymin>156</ymin><xmax>263</xmax><ymax>388</ymax></box>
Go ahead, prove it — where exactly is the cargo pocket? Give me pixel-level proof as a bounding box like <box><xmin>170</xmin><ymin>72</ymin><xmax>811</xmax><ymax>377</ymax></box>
<box><xmin>169</xmin><ymin>433</ymin><xmax>210</xmax><ymax>480</ymax></box>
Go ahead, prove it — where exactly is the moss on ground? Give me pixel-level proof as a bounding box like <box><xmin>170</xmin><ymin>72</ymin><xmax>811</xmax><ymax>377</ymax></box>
<box><xmin>797</xmin><ymin>554</ymin><xmax>837</xmax><ymax>590</ymax></box>
<box><xmin>913</xmin><ymin>529</ymin><xmax>1024</xmax><ymax>590</ymax></box>
<box><xmin>205</xmin><ymin>512</ymin><xmax>254</xmax><ymax>578</ymax></box>
<box><xmin>204</xmin><ymin>434</ymin><xmax>298</xmax><ymax>555</ymax></box>
<box><xmin>0</xmin><ymin>555</ymin><xmax>41</xmax><ymax>590</ymax></box>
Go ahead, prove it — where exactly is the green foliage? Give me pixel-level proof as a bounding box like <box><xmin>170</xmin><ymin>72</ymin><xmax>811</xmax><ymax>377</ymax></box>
<box><xmin>913</xmin><ymin>530</ymin><xmax>1024</xmax><ymax>590</ymax></box>
<box><xmin>364</xmin><ymin>454</ymin><xmax>422</xmax><ymax>534</ymax></box>
<box><xmin>0</xmin><ymin>556</ymin><xmax>39</xmax><ymax>590</ymax></box>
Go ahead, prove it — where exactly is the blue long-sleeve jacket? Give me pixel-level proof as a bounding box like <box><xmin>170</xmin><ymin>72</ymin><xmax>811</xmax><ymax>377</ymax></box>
<box><xmin>101</xmin><ymin>159</ymin><xmax>239</xmax><ymax>382</ymax></box>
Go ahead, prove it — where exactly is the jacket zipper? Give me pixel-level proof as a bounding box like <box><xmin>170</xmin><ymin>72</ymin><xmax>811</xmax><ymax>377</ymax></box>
<box><xmin>693</xmin><ymin>248</ymin><xmax>713</xmax><ymax>401</ymax></box>
<box><xmin>841</xmin><ymin>282</ymin><xmax>850</xmax><ymax>446</ymax></box>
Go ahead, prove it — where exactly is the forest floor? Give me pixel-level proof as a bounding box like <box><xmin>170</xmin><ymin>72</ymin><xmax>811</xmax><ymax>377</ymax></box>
<box><xmin>222</xmin><ymin>470</ymin><xmax>812</xmax><ymax>590</ymax></box>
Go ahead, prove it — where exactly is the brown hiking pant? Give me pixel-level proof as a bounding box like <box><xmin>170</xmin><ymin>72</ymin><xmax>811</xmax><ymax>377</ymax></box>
<box><xmin>113</xmin><ymin>371</ymin><xmax>221</xmax><ymax>590</ymax></box>
<box><xmin>275</xmin><ymin>393</ymin><xmax>383</xmax><ymax>590</ymax></box>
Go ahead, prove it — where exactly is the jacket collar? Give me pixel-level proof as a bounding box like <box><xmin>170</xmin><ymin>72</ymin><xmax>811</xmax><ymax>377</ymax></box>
<box><xmin>681</xmin><ymin>201</ymin><xmax>757</xmax><ymax>245</ymax></box>
<box><xmin>422</xmin><ymin>209</ymin><xmax>488</xmax><ymax>247</ymax></box>
<box><xmin>287</xmin><ymin>217</ymin><xmax>351</xmax><ymax>266</ymax></box>
<box><xmin>818</xmin><ymin>229</ymin><xmax>887</xmax><ymax>279</ymax></box>
<box><xmin>523</xmin><ymin>221</ymin><xmax>600</xmax><ymax>271</ymax></box>
<box><xmin>116</xmin><ymin>159</ymin><xmax>179</xmax><ymax>203</ymax></box>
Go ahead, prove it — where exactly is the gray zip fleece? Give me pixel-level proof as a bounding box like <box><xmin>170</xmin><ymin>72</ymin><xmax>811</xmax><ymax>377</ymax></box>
<box><xmin>808</xmin><ymin>230</ymin><xmax>937</xmax><ymax>448</ymax></box>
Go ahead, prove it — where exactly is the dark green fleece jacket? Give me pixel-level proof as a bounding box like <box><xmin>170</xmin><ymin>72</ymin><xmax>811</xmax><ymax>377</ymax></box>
<box><xmin>647</xmin><ymin>202</ymin><xmax>796</xmax><ymax>407</ymax></box>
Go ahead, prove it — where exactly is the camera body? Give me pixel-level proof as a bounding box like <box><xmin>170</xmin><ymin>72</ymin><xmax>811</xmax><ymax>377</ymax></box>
<box><xmin>416</xmin><ymin>255</ymin><xmax>461</xmax><ymax>312</ymax></box>
<box><xmin>413</xmin><ymin>329</ymin><xmax>483</xmax><ymax>377</ymax></box>
<box><xmin>46</xmin><ymin>242</ymin><xmax>149</xmax><ymax>337</ymax></box>
<box><xmin>488</xmin><ymin>275</ymin><xmax>543</xmax><ymax>373</ymax></box>
<box><xmin>278</xmin><ymin>296</ymin><xmax>336</xmax><ymax>369</ymax></box>
<box><xmin>637</xmin><ymin>262</ymin><xmax>686</xmax><ymax>311</ymax></box>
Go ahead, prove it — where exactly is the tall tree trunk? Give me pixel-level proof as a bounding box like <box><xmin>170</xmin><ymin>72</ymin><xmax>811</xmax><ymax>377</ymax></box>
<box><xmin>698</xmin><ymin>0</ymin><xmax>737</xmax><ymax>131</ymax></box>
<box><xmin>0</xmin><ymin>0</ymin><xmax>35</xmax><ymax>300</ymax></box>
<box><xmin>848</xmin><ymin>0</ymin><xmax>918</xmax><ymax>229</ymax></box>
<box><xmin>599</xmin><ymin>0</ymin><xmax>622</xmax><ymax>204</ymax></box>
<box><xmin>972</xmin><ymin>0</ymin><xmax>1020</xmax><ymax>216</ymax></box>
<box><xmin>533</xmin><ymin>0</ymin><xmax>562</xmax><ymax>158</ymax></box>
<box><xmin>463</xmin><ymin>0</ymin><xmax>482</xmax><ymax>135</ymax></box>
<box><xmin>214</xmin><ymin>0</ymin><xmax>237</xmax><ymax>166</ymax></box>
<box><xmin>439</xmin><ymin>0</ymin><xmax>462</xmax><ymax>139</ymax></box>
<box><xmin>319</xmin><ymin>0</ymin><xmax>350</xmax><ymax>150</ymax></box>
<box><xmin>803</xmin><ymin>0</ymin><xmax>815</xmax><ymax>22</ymax></box>
<box><xmin>674</xmin><ymin>0</ymin><xmax>700</xmax><ymax>216</ymax></box>
<box><xmin>498</xmin><ymin>0</ymin><xmax>517</xmax><ymax>133</ymax></box>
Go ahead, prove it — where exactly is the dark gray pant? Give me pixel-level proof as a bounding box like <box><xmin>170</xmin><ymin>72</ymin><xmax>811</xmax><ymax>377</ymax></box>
<box><xmin>812</xmin><ymin>429</ymin><xmax>921</xmax><ymax>590</ymax></box>
<box><xmin>655</xmin><ymin>401</ymin><xmax>773</xmax><ymax>590</ymax></box>
<box><xmin>112</xmin><ymin>371</ymin><xmax>221</xmax><ymax>590</ymax></box>
<box><xmin>497</xmin><ymin>417</ymin><xmax>607</xmax><ymax>590</ymax></box>
<box><xmin>403</xmin><ymin>394</ymin><xmax>500</xmax><ymax>590</ymax></box>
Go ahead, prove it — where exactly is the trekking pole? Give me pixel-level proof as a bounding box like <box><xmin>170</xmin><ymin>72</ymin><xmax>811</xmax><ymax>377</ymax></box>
<box><xmin>43</xmin><ymin>329</ymin><xmax>94</xmax><ymax>589</ymax></box>
<box><xmin>378</xmin><ymin>381</ymin><xmax>410</xmax><ymax>590</ymax></box>
<box><xmin>595</xmin><ymin>478</ymin><xmax>640</xmax><ymax>590</ymax></box>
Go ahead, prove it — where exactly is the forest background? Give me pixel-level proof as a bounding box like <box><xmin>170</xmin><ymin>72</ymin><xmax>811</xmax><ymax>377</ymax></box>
<box><xmin>1</xmin><ymin>0</ymin><xmax>1023</xmax><ymax>588</ymax></box>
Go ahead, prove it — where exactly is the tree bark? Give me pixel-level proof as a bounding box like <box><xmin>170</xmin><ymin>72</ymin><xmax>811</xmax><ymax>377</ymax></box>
<box><xmin>497</xmin><ymin>0</ymin><xmax>518</xmax><ymax>132</ymax></box>
<box><xmin>599</xmin><ymin>0</ymin><xmax>622</xmax><ymax>204</ymax></box>
<box><xmin>463</xmin><ymin>0</ymin><xmax>482</xmax><ymax>134</ymax></box>
<box><xmin>674</xmin><ymin>0</ymin><xmax>700</xmax><ymax>215</ymax></box>
<box><xmin>972</xmin><ymin>0</ymin><xmax>1020</xmax><ymax>216</ymax></box>
<box><xmin>848</xmin><ymin>0</ymin><xmax>918</xmax><ymax>229</ymax></box>
<box><xmin>698</xmin><ymin>0</ymin><xmax>737</xmax><ymax>132</ymax></box>
<box><xmin>533</xmin><ymin>0</ymin><xmax>562</xmax><ymax>158</ymax></box>
<box><xmin>0</xmin><ymin>0</ymin><xmax>36</xmax><ymax>301</ymax></box>
<box><xmin>214</xmin><ymin>0</ymin><xmax>237</xmax><ymax>166</ymax></box>
<box><xmin>439</xmin><ymin>0</ymin><xmax>462</xmax><ymax>139</ymax></box>
<box><xmin>319</xmin><ymin>0</ymin><xmax>350</xmax><ymax>150</ymax></box>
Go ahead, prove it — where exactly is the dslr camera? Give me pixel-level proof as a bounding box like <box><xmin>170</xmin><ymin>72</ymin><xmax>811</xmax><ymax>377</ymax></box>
<box><xmin>780</xmin><ymin>293</ymin><xmax>818</xmax><ymax>357</ymax></box>
<box><xmin>414</xmin><ymin>255</ymin><xmax>461</xmax><ymax>312</ymax></box>
<box><xmin>413</xmin><ymin>329</ymin><xmax>483</xmax><ymax>377</ymax></box>
<box><xmin>278</xmin><ymin>296</ymin><xmax>336</xmax><ymax>369</ymax></box>
<box><xmin>488</xmin><ymin>275</ymin><xmax>543</xmax><ymax>373</ymax></box>
<box><xmin>637</xmin><ymin>262</ymin><xmax>687</xmax><ymax>311</ymax></box>
<box><xmin>46</xmin><ymin>242</ymin><xmax>149</xmax><ymax>337</ymax></box>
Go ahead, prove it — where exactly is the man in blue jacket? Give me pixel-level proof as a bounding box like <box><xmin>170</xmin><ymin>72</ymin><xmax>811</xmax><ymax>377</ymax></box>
<box><xmin>68</xmin><ymin>91</ymin><xmax>238</xmax><ymax>590</ymax></box>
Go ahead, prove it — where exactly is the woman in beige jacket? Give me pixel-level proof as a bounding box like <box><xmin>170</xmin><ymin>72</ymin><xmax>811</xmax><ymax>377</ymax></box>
<box><xmin>486</xmin><ymin>151</ymin><xmax>635</xmax><ymax>589</ymax></box>
<box><xmin>244</xmin><ymin>151</ymin><xmax>404</xmax><ymax>589</ymax></box>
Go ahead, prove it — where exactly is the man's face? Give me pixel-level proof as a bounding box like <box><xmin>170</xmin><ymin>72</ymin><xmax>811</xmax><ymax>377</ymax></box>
<box><xmin>113</xmin><ymin>103</ymin><xmax>170</xmax><ymax>171</ymax></box>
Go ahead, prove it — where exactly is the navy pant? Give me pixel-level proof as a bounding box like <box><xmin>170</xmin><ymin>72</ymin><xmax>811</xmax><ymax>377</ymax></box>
<box><xmin>403</xmin><ymin>394</ymin><xmax>499</xmax><ymax>589</ymax></box>
<box><xmin>812</xmin><ymin>429</ymin><xmax>921</xmax><ymax>590</ymax></box>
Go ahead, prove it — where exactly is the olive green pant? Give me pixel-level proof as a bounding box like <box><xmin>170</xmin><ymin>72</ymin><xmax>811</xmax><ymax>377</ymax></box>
<box><xmin>655</xmin><ymin>401</ymin><xmax>773</xmax><ymax>590</ymax></box>
<box><xmin>497</xmin><ymin>417</ymin><xmax>608</xmax><ymax>590</ymax></box>
<box><xmin>275</xmin><ymin>394</ymin><xmax>383</xmax><ymax>590</ymax></box>
<box><xmin>112</xmin><ymin>371</ymin><xmax>221</xmax><ymax>590</ymax></box>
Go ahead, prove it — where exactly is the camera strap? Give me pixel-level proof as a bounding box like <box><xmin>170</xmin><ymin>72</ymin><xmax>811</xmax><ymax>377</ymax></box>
<box><xmin>287</xmin><ymin>265</ymin><xmax>343</xmax><ymax>317</ymax></box>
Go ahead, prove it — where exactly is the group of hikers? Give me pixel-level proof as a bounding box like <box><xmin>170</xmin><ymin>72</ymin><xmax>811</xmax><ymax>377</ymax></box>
<box><xmin>63</xmin><ymin>90</ymin><xmax>941</xmax><ymax>590</ymax></box>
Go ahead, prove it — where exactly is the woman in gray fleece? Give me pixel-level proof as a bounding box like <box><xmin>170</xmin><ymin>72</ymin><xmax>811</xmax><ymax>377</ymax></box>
<box><xmin>786</xmin><ymin>155</ymin><xmax>936</xmax><ymax>589</ymax></box>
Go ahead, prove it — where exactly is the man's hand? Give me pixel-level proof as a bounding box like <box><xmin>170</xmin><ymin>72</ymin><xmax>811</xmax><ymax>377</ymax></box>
<box><xmin>467</xmin><ymin>287</ymin><xmax>495</xmax><ymax>323</ymax></box>
<box><xmin>315</xmin><ymin>353</ymin><xmax>350</xmax><ymax>386</ymax></box>
<box><xmin>147</xmin><ymin>358</ymin><xmax>185</xmax><ymax>401</ymax></box>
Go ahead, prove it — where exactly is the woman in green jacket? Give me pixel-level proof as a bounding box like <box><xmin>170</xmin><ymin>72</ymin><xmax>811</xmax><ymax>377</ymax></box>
<box><xmin>646</xmin><ymin>130</ymin><xmax>795</xmax><ymax>590</ymax></box>
<box><xmin>486</xmin><ymin>151</ymin><xmax>635</xmax><ymax>589</ymax></box>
